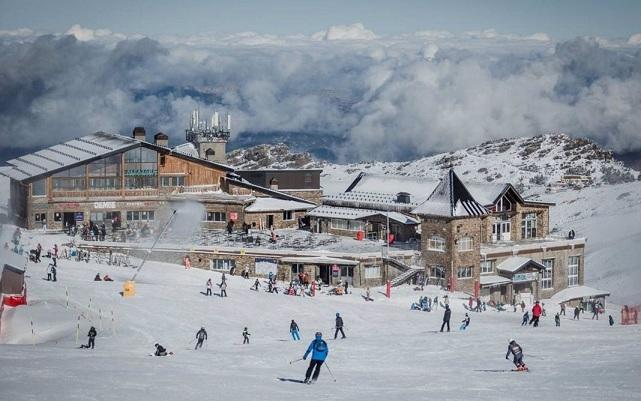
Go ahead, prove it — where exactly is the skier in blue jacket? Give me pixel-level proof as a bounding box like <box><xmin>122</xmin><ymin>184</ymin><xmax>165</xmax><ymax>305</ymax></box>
<box><xmin>303</xmin><ymin>332</ymin><xmax>329</xmax><ymax>384</ymax></box>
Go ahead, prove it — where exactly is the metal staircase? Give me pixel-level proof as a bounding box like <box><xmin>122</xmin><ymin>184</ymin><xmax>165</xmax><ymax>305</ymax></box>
<box><xmin>383</xmin><ymin>257</ymin><xmax>424</xmax><ymax>287</ymax></box>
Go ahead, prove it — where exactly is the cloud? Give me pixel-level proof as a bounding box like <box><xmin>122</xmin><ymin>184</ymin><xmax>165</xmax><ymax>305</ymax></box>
<box><xmin>312</xmin><ymin>23</ymin><xmax>377</xmax><ymax>41</ymax></box>
<box><xmin>0</xmin><ymin>26</ymin><xmax>640</xmax><ymax>163</ymax></box>
<box><xmin>65</xmin><ymin>24</ymin><xmax>128</xmax><ymax>42</ymax></box>
<box><xmin>628</xmin><ymin>33</ymin><xmax>641</xmax><ymax>46</ymax></box>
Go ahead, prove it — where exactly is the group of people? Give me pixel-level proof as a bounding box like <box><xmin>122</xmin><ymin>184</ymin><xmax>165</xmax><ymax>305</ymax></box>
<box><xmin>94</xmin><ymin>273</ymin><xmax>113</xmax><ymax>281</ymax></box>
<box><xmin>204</xmin><ymin>275</ymin><xmax>227</xmax><ymax>297</ymax></box>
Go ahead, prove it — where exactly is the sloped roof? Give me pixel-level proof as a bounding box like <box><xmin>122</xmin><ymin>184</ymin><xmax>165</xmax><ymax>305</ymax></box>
<box><xmin>496</xmin><ymin>257</ymin><xmax>546</xmax><ymax>273</ymax></box>
<box><xmin>480</xmin><ymin>275</ymin><xmax>512</xmax><ymax>286</ymax></box>
<box><xmin>172</xmin><ymin>142</ymin><xmax>200</xmax><ymax>158</ymax></box>
<box><xmin>411</xmin><ymin>169</ymin><xmax>488</xmax><ymax>217</ymax></box>
<box><xmin>279</xmin><ymin>256</ymin><xmax>359</xmax><ymax>266</ymax></box>
<box><xmin>549</xmin><ymin>286</ymin><xmax>611</xmax><ymax>304</ymax></box>
<box><xmin>245</xmin><ymin>197</ymin><xmax>316</xmax><ymax>212</ymax></box>
<box><xmin>345</xmin><ymin>173</ymin><xmax>438</xmax><ymax>204</ymax></box>
<box><xmin>466</xmin><ymin>183</ymin><xmax>509</xmax><ymax>206</ymax></box>
<box><xmin>307</xmin><ymin>205</ymin><xmax>419</xmax><ymax>225</ymax></box>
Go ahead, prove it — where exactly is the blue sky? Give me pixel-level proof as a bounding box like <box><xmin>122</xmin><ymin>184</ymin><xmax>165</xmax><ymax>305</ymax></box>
<box><xmin>1</xmin><ymin>0</ymin><xmax>640</xmax><ymax>39</ymax></box>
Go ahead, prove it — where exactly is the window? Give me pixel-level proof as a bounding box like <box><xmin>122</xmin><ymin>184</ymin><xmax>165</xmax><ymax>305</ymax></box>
<box><xmin>457</xmin><ymin>266</ymin><xmax>473</xmax><ymax>279</ymax></box>
<box><xmin>540</xmin><ymin>259</ymin><xmax>554</xmax><ymax>289</ymax></box>
<box><xmin>568</xmin><ymin>256</ymin><xmax>579</xmax><ymax>287</ymax></box>
<box><xmin>430</xmin><ymin>266</ymin><xmax>445</xmax><ymax>278</ymax></box>
<box><xmin>364</xmin><ymin>266</ymin><xmax>381</xmax><ymax>279</ymax></box>
<box><xmin>126</xmin><ymin>211</ymin><xmax>155</xmax><ymax>221</ymax></box>
<box><xmin>52</xmin><ymin>165</ymin><xmax>86</xmax><ymax>191</ymax></box>
<box><xmin>521</xmin><ymin>213</ymin><xmax>537</xmax><ymax>239</ymax></box>
<box><xmin>54</xmin><ymin>212</ymin><xmax>62</xmax><ymax>222</ymax></box>
<box><xmin>428</xmin><ymin>235</ymin><xmax>446</xmax><ymax>251</ymax></box>
<box><xmin>124</xmin><ymin>147</ymin><xmax>158</xmax><ymax>189</ymax></box>
<box><xmin>31</xmin><ymin>179</ymin><xmax>46</xmax><ymax>196</ymax></box>
<box><xmin>161</xmin><ymin>176</ymin><xmax>186</xmax><ymax>187</ymax></box>
<box><xmin>304</xmin><ymin>173</ymin><xmax>312</xmax><ymax>188</ymax></box>
<box><xmin>88</xmin><ymin>155</ymin><xmax>121</xmax><ymax>190</ymax></box>
<box><xmin>291</xmin><ymin>264</ymin><xmax>304</xmax><ymax>274</ymax></box>
<box><xmin>206</xmin><ymin>211</ymin><xmax>226</xmax><ymax>222</ymax></box>
<box><xmin>283</xmin><ymin>211</ymin><xmax>294</xmax><ymax>221</ymax></box>
<box><xmin>34</xmin><ymin>213</ymin><xmax>46</xmax><ymax>222</ymax></box>
<box><xmin>330</xmin><ymin>219</ymin><xmax>363</xmax><ymax>231</ymax></box>
<box><xmin>457</xmin><ymin>236</ymin><xmax>473</xmax><ymax>252</ymax></box>
<box><xmin>210</xmin><ymin>259</ymin><xmax>235</xmax><ymax>271</ymax></box>
<box><xmin>480</xmin><ymin>259</ymin><xmax>495</xmax><ymax>274</ymax></box>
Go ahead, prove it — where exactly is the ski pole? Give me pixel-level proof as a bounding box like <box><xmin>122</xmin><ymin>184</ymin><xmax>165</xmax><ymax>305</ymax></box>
<box><xmin>289</xmin><ymin>357</ymin><xmax>304</xmax><ymax>365</ymax></box>
<box><xmin>324</xmin><ymin>362</ymin><xmax>337</xmax><ymax>382</ymax></box>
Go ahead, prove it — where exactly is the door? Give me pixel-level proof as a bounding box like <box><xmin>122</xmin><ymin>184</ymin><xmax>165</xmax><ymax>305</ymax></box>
<box><xmin>63</xmin><ymin>212</ymin><xmax>77</xmax><ymax>228</ymax></box>
<box><xmin>319</xmin><ymin>265</ymin><xmax>330</xmax><ymax>285</ymax></box>
<box><xmin>267</xmin><ymin>215</ymin><xmax>274</xmax><ymax>229</ymax></box>
<box><xmin>501</xmin><ymin>221</ymin><xmax>511</xmax><ymax>241</ymax></box>
<box><xmin>340</xmin><ymin>266</ymin><xmax>354</xmax><ymax>285</ymax></box>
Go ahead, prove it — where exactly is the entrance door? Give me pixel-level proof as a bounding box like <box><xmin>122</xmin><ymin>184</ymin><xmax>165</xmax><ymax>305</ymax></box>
<box><xmin>267</xmin><ymin>215</ymin><xmax>274</xmax><ymax>229</ymax></box>
<box><xmin>492</xmin><ymin>220</ymin><xmax>511</xmax><ymax>241</ymax></box>
<box><xmin>319</xmin><ymin>265</ymin><xmax>330</xmax><ymax>285</ymax></box>
<box><xmin>63</xmin><ymin>212</ymin><xmax>77</xmax><ymax>228</ymax></box>
<box><xmin>340</xmin><ymin>266</ymin><xmax>354</xmax><ymax>285</ymax></box>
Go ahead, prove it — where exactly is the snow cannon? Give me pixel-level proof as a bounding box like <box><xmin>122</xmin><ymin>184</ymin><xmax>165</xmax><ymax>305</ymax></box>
<box><xmin>122</xmin><ymin>280</ymin><xmax>136</xmax><ymax>297</ymax></box>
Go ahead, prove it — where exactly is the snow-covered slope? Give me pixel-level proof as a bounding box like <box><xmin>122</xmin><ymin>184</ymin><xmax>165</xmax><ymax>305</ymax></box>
<box><xmin>1</xmin><ymin>225</ymin><xmax>640</xmax><ymax>401</ymax></box>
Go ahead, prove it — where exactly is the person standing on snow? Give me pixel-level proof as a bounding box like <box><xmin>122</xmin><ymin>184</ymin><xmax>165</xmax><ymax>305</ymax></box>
<box><xmin>555</xmin><ymin>313</ymin><xmax>561</xmax><ymax>327</ymax></box>
<box><xmin>529</xmin><ymin>301</ymin><xmax>542</xmax><ymax>327</ymax></box>
<box><xmin>220</xmin><ymin>281</ymin><xmax>228</xmax><ymax>297</ymax></box>
<box><xmin>206</xmin><ymin>278</ymin><xmax>212</xmax><ymax>296</ymax></box>
<box><xmin>560</xmin><ymin>303</ymin><xmax>566</xmax><ymax>316</ymax></box>
<box><xmin>440</xmin><ymin>304</ymin><xmax>451</xmax><ymax>332</ymax></box>
<box><xmin>573</xmin><ymin>306</ymin><xmax>580</xmax><ymax>320</ymax></box>
<box><xmin>334</xmin><ymin>313</ymin><xmax>346</xmax><ymax>339</ymax></box>
<box><xmin>460</xmin><ymin>313</ymin><xmax>471</xmax><ymax>330</ymax></box>
<box><xmin>520</xmin><ymin>300</ymin><xmax>526</xmax><ymax>313</ymax></box>
<box><xmin>505</xmin><ymin>339</ymin><xmax>527</xmax><ymax>371</ymax></box>
<box><xmin>303</xmin><ymin>332</ymin><xmax>329</xmax><ymax>384</ymax></box>
<box><xmin>242</xmin><ymin>327</ymin><xmax>251</xmax><ymax>344</ymax></box>
<box><xmin>195</xmin><ymin>327</ymin><xmax>208</xmax><ymax>349</ymax></box>
<box><xmin>252</xmin><ymin>278</ymin><xmax>261</xmax><ymax>291</ymax></box>
<box><xmin>521</xmin><ymin>311</ymin><xmax>529</xmax><ymax>326</ymax></box>
<box><xmin>81</xmin><ymin>326</ymin><xmax>97</xmax><ymax>349</ymax></box>
<box><xmin>290</xmin><ymin>320</ymin><xmax>301</xmax><ymax>341</ymax></box>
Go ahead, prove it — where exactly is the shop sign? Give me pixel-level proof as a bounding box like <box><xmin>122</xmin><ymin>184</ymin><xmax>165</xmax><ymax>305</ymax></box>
<box><xmin>94</xmin><ymin>201</ymin><xmax>116</xmax><ymax>209</ymax></box>
<box><xmin>332</xmin><ymin>264</ymin><xmax>340</xmax><ymax>272</ymax></box>
<box><xmin>124</xmin><ymin>169</ymin><xmax>157</xmax><ymax>177</ymax></box>
<box><xmin>229</xmin><ymin>212</ymin><xmax>238</xmax><ymax>221</ymax></box>
<box><xmin>57</xmin><ymin>203</ymin><xmax>81</xmax><ymax>209</ymax></box>
<box><xmin>74</xmin><ymin>212</ymin><xmax>84</xmax><ymax>222</ymax></box>
<box><xmin>513</xmin><ymin>272</ymin><xmax>538</xmax><ymax>283</ymax></box>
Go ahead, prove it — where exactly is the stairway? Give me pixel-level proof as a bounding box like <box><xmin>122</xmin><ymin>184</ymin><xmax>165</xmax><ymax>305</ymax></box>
<box><xmin>384</xmin><ymin>257</ymin><xmax>424</xmax><ymax>287</ymax></box>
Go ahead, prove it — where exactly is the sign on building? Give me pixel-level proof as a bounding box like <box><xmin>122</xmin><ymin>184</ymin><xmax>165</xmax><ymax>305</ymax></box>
<box><xmin>229</xmin><ymin>212</ymin><xmax>238</xmax><ymax>221</ymax></box>
<box><xmin>74</xmin><ymin>212</ymin><xmax>84</xmax><ymax>222</ymax></box>
<box><xmin>94</xmin><ymin>201</ymin><xmax>116</xmax><ymax>209</ymax></box>
<box><xmin>513</xmin><ymin>272</ymin><xmax>538</xmax><ymax>283</ymax></box>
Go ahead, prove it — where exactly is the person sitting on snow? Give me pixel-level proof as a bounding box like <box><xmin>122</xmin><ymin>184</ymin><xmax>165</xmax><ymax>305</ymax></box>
<box><xmin>103</xmin><ymin>274</ymin><xmax>113</xmax><ymax>282</ymax></box>
<box><xmin>94</xmin><ymin>273</ymin><xmax>102</xmax><ymax>281</ymax></box>
<box><xmin>154</xmin><ymin>343</ymin><xmax>168</xmax><ymax>356</ymax></box>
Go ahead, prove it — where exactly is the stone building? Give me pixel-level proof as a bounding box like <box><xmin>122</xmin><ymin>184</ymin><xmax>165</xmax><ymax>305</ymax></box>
<box><xmin>413</xmin><ymin>169</ymin><xmax>587</xmax><ymax>303</ymax></box>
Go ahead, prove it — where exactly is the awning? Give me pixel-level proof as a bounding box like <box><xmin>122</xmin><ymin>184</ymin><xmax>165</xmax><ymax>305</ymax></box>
<box><xmin>480</xmin><ymin>275</ymin><xmax>512</xmax><ymax>287</ymax></box>
<box><xmin>279</xmin><ymin>256</ymin><xmax>359</xmax><ymax>266</ymax></box>
<box><xmin>549</xmin><ymin>286</ymin><xmax>611</xmax><ymax>304</ymax></box>
<box><xmin>496</xmin><ymin>257</ymin><xmax>546</xmax><ymax>274</ymax></box>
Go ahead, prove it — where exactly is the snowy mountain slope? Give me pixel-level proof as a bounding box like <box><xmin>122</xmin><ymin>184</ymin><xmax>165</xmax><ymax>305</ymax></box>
<box><xmin>1</xmin><ymin>225</ymin><xmax>640</xmax><ymax>401</ymax></box>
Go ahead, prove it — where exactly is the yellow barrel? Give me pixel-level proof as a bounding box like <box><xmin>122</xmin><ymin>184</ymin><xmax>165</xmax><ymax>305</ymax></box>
<box><xmin>123</xmin><ymin>280</ymin><xmax>136</xmax><ymax>297</ymax></box>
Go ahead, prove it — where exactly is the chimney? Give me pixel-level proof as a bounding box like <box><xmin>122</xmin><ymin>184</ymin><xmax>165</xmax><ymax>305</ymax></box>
<box><xmin>154</xmin><ymin>132</ymin><xmax>169</xmax><ymax>147</ymax></box>
<box><xmin>133</xmin><ymin>127</ymin><xmax>146</xmax><ymax>142</ymax></box>
<box><xmin>396</xmin><ymin>192</ymin><xmax>411</xmax><ymax>204</ymax></box>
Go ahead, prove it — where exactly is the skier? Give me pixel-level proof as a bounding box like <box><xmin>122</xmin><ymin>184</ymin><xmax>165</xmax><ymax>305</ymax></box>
<box><xmin>529</xmin><ymin>301</ymin><xmax>542</xmax><ymax>327</ymax></box>
<box><xmin>555</xmin><ymin>313</ymin><xmax>561</xmax><ymax>327</ymax></box>
<box><xmin>591</xmin><ymin>301</ymin><xmax>600</xmax><ymax>320</ymax></box>
<box><xmin>520</xmin><ymin>300</ymin><xmax>526</xmax><ymax>313</ymax></box>
<box><xmin>440</xmin><ymin>304</ymin><xmax>451</xmax><ymax>332</ymax></box>
<box><xmin>573</xmin><ymin>306</ymin><xmax>580</xmax><ymax>320</ymax></box>
<box><xmin>460</xmin><ymin>313</ymin><xmax>471</xmax><ymax>331</ymax></box>
<box><xmin>252</xmin><ymin>278</ymin><xmax>261</xmax><ymax>291</ymax></box>
<box><xmin>505</xmin><ymin>339</ymin><xmax>527</xmax><ymax>371</ymax></box>
<box><xmin>303</xmin><ymin>332</ymin><xmax>329</xmax><ymax>384</ymax></box>
<box><xmin>560</xmin><ymin>303</ymin><xmax>566</xmax><ymax>316</ymax></box>
<box><xmin>81</xmin><ymin>326</ymin><xmax>97</xmax><ymax>349</ymax></box>
<box><xmin>221</xmin><ymin>272</ymin><xmax>227</xmax><ymax>284</ymax></box>
<box><xmin>521</xmin><ymin>311</ymin><xmax>529</xmax><ymax>326</ymax></box>
<box><xmin>609</xmin><ymin>315</ymin><xmax>615</xmax><ymax>326</ymax></box>
<box><xmin>195</xmin><ymin>327</ymin><xmax>208</xmax><ymax>349</ymax></box>
<box><xmin>154</xmin><ymin>343</ymin><xmax>168</xmax><ymax>356</ymax></box>
<box><xmin>334</xmin><ymin>313</ymin><xmax>346</xmax><ymax>339</ymax></box>
<box><xmin>47</xmin><ymin>264</ymin><xmax>53</xmax><ymax>281</ymax></box>
<box><xmin>220</xmin><ymin>281</ymin><xmax>228</xmax><ymax>297</ymax></box>
<box><xmin>51</xmin><ymin>265</ymin><xmax>57</xmax><ymax>282</ymax></box>
<box><xmin>243</xmin><ymin>327</ymin><xmax>251</xmax><ymax>344</ymax></box>
<box><xmin>206</xmin><ymin>278</ymin><xmax>212</xmax><ymax>296</ymax></box>
<box><xmin>290</xmin><ymin>320</ymin><xmax>301</xmax><ymax>341</ymax></box>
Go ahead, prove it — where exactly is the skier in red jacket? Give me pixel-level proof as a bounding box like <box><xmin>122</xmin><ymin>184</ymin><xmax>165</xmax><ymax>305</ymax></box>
<box><xmin>529</xmin><ymin>301</ymin><xmax>542</xmax><ymax>327</ymax></box>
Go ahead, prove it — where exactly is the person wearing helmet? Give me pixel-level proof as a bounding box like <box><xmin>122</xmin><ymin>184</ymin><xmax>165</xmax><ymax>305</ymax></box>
<box><xmin>460</xmin><ymin>313</ymin><xmax>470</xmax><ymax>331</ymax></box>
<box><xmin>195</xmin><ymin>327</ymin><xmax>208</xmax><ymax>350</ymax></box>
<box><xmin>80</xmin><ymin>326</ymin><xmax>97</xmax><ymax>349</ymax></box>
<box><xmin>334</xmin><ymin>313</ymin><xmax>346</xmax><ymax>339</ymax></box>
<box><xmin>303</xmin><ymin>332</ymin><xmax>329</xmax><ymax>384</ymax></box>
<box><xmin>154</xmin><ymin>343</ymin><xmax>168</xmax><ymax>356</ymax></box>
<box><xmin>290</xmin><ymin>320</ymin><xmax>301</xmax><ymax>341</ymax></box>
<box><xmin>505</xmin><ymin>339</ymin><xmax>527</xmax><ymax>371</ymax></box>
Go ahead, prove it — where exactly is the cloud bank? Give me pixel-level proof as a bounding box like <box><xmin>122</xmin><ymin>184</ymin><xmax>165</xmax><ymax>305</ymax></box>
<box><xmin>1</xmin><ymin>25</ymin><xmax>641</xmax><ymax>162</ymax></box>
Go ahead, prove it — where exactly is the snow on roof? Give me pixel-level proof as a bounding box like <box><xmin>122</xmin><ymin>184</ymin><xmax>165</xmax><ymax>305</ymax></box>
<box><xmin>172</xmin><ymin>142</ymin><xmax>200</xmax><ymax>158</ymax></box>
<box><xmin>480</xmin><ymin>275</ymin><xmax>512</xmax><ymax>286</ymax></box>
<box><xmin>411</xmin><ymin>170</ymin><xmax>488</xmax><ymax>217</ymax></box>
<box><xmin>346</xmin><ymin>173</ymin><xmax>438</xmax><ymax>204</ymax></box>
<box><xmin>279</xmin><ymin>255</ymin><xmax>359</xmax><ymax>265</ymax></box>
<box><xmin>245</xmin><ymin>197</ymin><xmax>316</xmax><ymax>212</ymax></box>
<box><xmin>324</xmin><ymin>191</ymin><xmax>420</xmax><ymax>209</ymax></box>
<box><xmin>466</xmin><ymin>183</ymin><xmax>508</xmax><ymax>206</ymax></box>
<box><xmin>549</xmin><ymin>286</ymin><xmax>611</xmax><ymax>304</ymax></box>
<box><xmin>307</xmin><ymin>205</ymin><xmax>419</xmax><ymax>225</ymax></box>
<box><xmin>2</xmin><ymin>132</ymin><xmax>138</xmax><ymax>182</ymax></box>
<box><xmin>496</xmin><ymin>257</ymin><xmax>546</xmax><ymax>273</ymax></box>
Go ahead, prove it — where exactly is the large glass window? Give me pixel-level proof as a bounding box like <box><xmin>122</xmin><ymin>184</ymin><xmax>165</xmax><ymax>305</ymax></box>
<box><xmin>88</xmin><ymin>155</ymin><xmax>121</xmax><ymax>190</ymax></box>
<box><xmin>31</xmin><ymin>179</ymin><xmax>46</xmax><ymax>196</ymax></box>
<box><xmin>480</xmin><ymin>259</ymin><xmax>495</xmax><ymax>274</ymax></box>
<box><xmin>205</xmin><ymin>211</ymin><xmax>226</xmax><ymax>222</ymax></box>
<box><xmin>126</xmin><ymin>211</ymin><xmax>155</xmax><ymax>221</ymax></box>
<box><xmin>541</xmin><ymin>259</ymin><xmax>554</xmax><ymax>289</ymax></box>
<box><xmin>364</xmin><ymin>266</ymin><xmax>381</xmax><ymax>279</ymax></box>
<box><xmin>124</xmin><ymin>147</ymin><xmax>158</xmax><ymax>189</ymax></box>
<box><xmin>457</xmin><ymin>236</ymin><xmax>473</xmax><ymax>252</ymax></box>
<box><xmin>568</xmin><ymin>256</ymin><xmax>580</xmax><ymax>287</ymax></box>
<box><xmin>52</xmin><ymin>165</ymin><xmax>86</xmax><ymax>191</ymax></box>
<box><xmin>160</xmin><ymin>176</ymin><xmax>186</xmax><ymax>187</ymax></box>
<box><xmin>428</xmin><ymin>235</ymin><xmax>446</xmax><ymax>251</ymax></box>
<box><xmin>330</xmin><ymin>219</ymin><xmax>363</xmax><ymax>231</ymax></box>
<box><xmin>521</xmin><ymin>213</ymin><xmax>537</xmax><ymax>239</ymax></box>
<box><xmin>210</xmin><ymin>259</ymin><xmax>236</xmax><ymax>271</ymax></box>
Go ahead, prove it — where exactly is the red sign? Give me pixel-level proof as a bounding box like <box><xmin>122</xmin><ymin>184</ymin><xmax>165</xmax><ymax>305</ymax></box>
<box><xmin>229</xmin><ymin>212</ymin><xmax>238</xmax><ymax>221</ymax></box>
<box><xmin>332</xmin><ymin>264</ymin><xmax>339</xmax><ymax>272</ymax></box>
